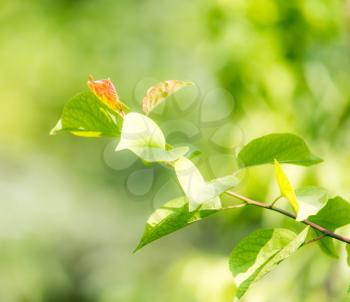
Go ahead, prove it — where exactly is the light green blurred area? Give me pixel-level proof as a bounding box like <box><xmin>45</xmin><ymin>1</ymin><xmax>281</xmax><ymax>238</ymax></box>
<box><xmin>1</xmin><ymin>0</ymin><xmax>350</xmax><ymax>301</ymax></box>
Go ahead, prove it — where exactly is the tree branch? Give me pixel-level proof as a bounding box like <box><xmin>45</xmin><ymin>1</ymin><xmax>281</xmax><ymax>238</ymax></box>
<box><xmin>225</xmin><ymin>190</ymin><xmax>350</xmax><ymax>245</ymax></box>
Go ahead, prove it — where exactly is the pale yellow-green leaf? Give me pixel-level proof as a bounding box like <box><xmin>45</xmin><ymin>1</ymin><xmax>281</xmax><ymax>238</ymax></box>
<box><xmin>274</xmin><ymin>159</ymin><xmax>299</xmax><ymax>213</ymax></box>
<box><xmin>295</xmin><ymin>186</ymin><xmax>328</xmax><ymax>221</ymax></box>
<box><xmin>174</xmin><ymin>157</ymin><xmax>240</xmax><ymax>211</ymax></box>
<box><xmin>116</xmin><ymin>112</ymin><xmax>188</xmax><ymax>162</ymax></box>
<box><xmin>230</xmin><ymin>227</ymin><xmax>309</xmax><ymax>300</ymax></box>
<box><xmin>142</xmin><ymin>80</ymin><xmax>193</xmax><ymax>115</ymax></box>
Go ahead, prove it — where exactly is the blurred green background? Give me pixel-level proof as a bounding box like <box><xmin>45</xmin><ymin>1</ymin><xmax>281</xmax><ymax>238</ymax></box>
<box><xmin>1</xmin><ymin>0</ymin><xmax>350</xmax><ymax>301</ymax></box>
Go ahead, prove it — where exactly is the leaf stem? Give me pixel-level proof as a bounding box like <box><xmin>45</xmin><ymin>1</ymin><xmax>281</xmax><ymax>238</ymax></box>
<box><xmin>303</xmin><ymin>234</ymin><xmax>326</xmax><ymax>246</ymax></box>
<box><xmin>270</xmin><ymin>195</ymin><xmax>282</xmax><ymax>207</ymax></box>
<box><xmin>225</xmin><ymin>190</ymin><xmax>350</xmax><ymax>245</ymax></box>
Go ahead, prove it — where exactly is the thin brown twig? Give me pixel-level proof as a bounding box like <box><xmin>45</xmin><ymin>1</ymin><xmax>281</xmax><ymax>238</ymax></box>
<box><xmin>303</xmin><ymin>234</ymin><xmax>326</xmax><ymax>246</ymax></box>
<box><xmin>225</xmin><ymin>190</ymin><xmax>350</xmax><ymax>245</ymax></box>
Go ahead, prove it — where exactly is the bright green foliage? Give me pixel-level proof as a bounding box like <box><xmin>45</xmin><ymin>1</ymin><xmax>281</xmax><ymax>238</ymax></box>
<box><xmin>50</xmin><ymin>92</ymin><xmax>123</xmax><ymax>137</ymax></box>
<box><xmin>135</xmin><ymin>197</ymin><xmax>220</xmax><ymax>251</ymax></box>
<box><xmin>295</xmin><ymin>186</ymin><xmax>328</xmax><ymax>221</ymax></box>
<box><xmin>51</xmin><ymin>78</ymin><xmax>350</xmax><ymax>301</ymax></box>
<box><xmin>174</xmin><ymin>156</ymin><xmax>240</xmax><ymax>211</ymax></box>
<box><xmin>229</xmin><ymin>227</ymin><xmax>309</xmax><ymax>300</ymax></box>
<box><xmin>116</xmin><ymin>112</ymin><xmax>188</xmax><ymax>162</ymax></box>
<box><xmin>237</xmin><ymin>133</ymin><xmax>322</xmax><ymax>168</ymax></box>
<box><xmin>142</xmin><ymin>80</ymin><xmax>193</xmax><ymax>115</ymax></box>
<box><xmin>309</xmin><ymin>196</ymin><xmax>350</xmax><ymax>230</ymax></box>
<box><xmin>274</xmin><ymin>159</ymin><xmax>299</xmax><ymax>213</ymax></box>
<box><xmin>310</xmin><ymin>196</ymin><xmax>350</xmax><ymax>258</ymax></box>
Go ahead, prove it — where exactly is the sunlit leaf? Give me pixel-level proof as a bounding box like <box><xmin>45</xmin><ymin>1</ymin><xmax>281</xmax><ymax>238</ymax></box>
<box><xmin>174</xmin><ymin>157</ymin><xmax>240</xmax><ymax>211</ymax></box>
<box><xmin>274</xmin><ymin>159</ymin><xmax>299</xmax><ymax>213</ymax></box>
<box><xmin>142</xmin><ymin>80</ymin><xmax>193</xmax><ymax>115</ymax></box>
<box><xmin>88</xmin><ymin>75</ymin><xmax>127</xmax><ymax>116</ymax></box>
<box><xmin>116</xmin><ymin>112</ymin><xmax>188</xmax><ymax>162</ymax></box>
<box><xmin>135</xmin><ymin>197</ymin><xmax>219</xmax><ymax>251</ymax></box>
<box><xmin>135</xmin><ymin>196</ymin><xmax>245</xmax><ymax>251</ymax></box>
<box><xmin>309</xmin><ymin>196</ymin><xmax>350</xmax><ymax>230</ymax></box>
<box><xmin>237</xmin><ymin>133</ymin><xmax>322</xmax><ymax>168</ymax></box>
<box><xmin>50</xmin><ymin>91</ymin><xmax>122</xmax><ymax>137</ymax></box>
<box><xmin>347</xmin><ymin>244</ymin><xmax>350</xmax><ymax>266</ymax></box>
<box><xmin>174</xmin><ymin>156</ymin><xmax>218</xmax><ymax>211</ymax></box>
<box><xmin>229</xmin><ymin>227</ymin><xmax>309</xmax><ymax>300</ymax></box>
<box><xmin>295</xmin><ymin>186</ymin><xmax>328</xmax><ymax>221</ymax></box>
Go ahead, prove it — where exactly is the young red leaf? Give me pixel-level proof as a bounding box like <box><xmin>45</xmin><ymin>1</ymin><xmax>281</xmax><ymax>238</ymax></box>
<box><xmin>88</xmin><ymin>75</ymin><xmax>125</xmax><ymax>116</ymax></box>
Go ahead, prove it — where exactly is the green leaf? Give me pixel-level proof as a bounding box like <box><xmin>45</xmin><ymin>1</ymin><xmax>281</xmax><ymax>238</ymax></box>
<box><xmin>135</xmin><ymin>196</ymin><xmax>222</xmax><ymax>251</ymax></box>
<box><xmin>237</xmin><ymin>133</ymin><xmax>322</xmax><ymax>168</ymax></box>
<box><xmin>347</xmin><ymin>244</ymin><xmax>350</xmax><ymax>266</ymax></box>
<box><xmin>142</xmin><ymin>80</ymin><xmax>193</xmax><ymax>115</ymax></box>
<box><xmin>229</xmin><ymin>227</ymin><xmax>309</xmax><ymax>300</ymax></box>
<box><xmin>317</xmin><ymin>235</ymin><xmax>338</xmax><ymax>258</ymax></box>
<box><xmin>50</xmin><ymin>91</ymin><xmax>122</xmax><ymax>137</ymax></box>
<box><xmin>295</xmin><ymin>186</ymin><xmax>328</xmax><ymax>221</ymax></box>
<box><xmin>309</xmin><ymin>196</ymin><xmax>350</xmax><ymax>230</ymax></box>
<box><xmin>274</xmin><ymin>159</ymin><xmax>299</xmax><ymax>213</ymax></box>
<box><xmin>116</xmin><ymin>112</ymin><xmax>188</xmax><ymax>162</ymax></box>
<box><xmin>309</xmin><ymin>196</ymin><xmax>350</xmax><ymax>258</ymax></box>
<box><xmin>174</xmin><ymin>157</ymin><xmax>240</xmax><ymax>211</ymax></box>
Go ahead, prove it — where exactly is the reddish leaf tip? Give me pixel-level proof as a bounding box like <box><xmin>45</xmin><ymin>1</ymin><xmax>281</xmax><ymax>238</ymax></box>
<box><xmin>87</xmin><ymin>75</ymin><xmax>124</xmax><ymax>115</ymax></box>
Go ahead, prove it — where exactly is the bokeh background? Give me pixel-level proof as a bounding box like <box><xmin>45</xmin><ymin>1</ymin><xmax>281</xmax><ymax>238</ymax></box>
<box><xmin>1</xmin><ymin>0</ymin><xmax>350</xmax><ymax>301</ymax></box>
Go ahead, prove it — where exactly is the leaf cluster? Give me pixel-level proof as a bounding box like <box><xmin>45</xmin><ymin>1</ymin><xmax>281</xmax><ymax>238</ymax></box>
<box><xmin>51</xmin><ymin>77</ymin><xmax>350</xmax><ymax>300</ymax></box>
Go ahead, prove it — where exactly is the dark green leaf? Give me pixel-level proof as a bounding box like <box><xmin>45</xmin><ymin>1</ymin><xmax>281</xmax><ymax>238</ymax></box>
<box><xmin>237</xmin><ymin>133</ymin><xmax>322</xmax><ymax>168</ymax></box>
